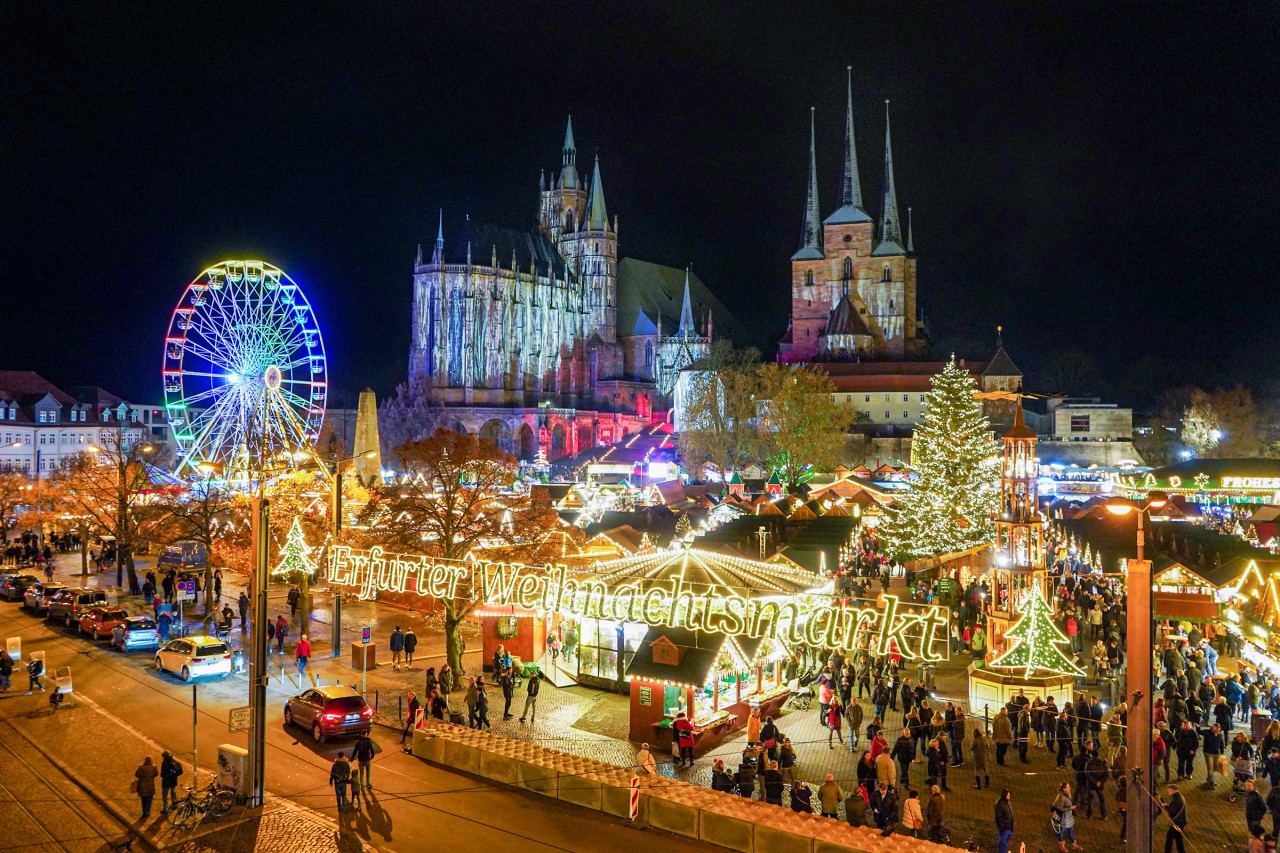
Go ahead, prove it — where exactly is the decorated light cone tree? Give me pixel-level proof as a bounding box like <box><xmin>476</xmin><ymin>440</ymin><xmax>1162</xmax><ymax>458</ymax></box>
<box><xmin>988</xmin><ymin>581</ymin><xmax>1085</xmax><ymax>677</ymax></box>
<box><xmin>272</xmin><ymin>516</ymin><xmax>317</xmax><ymax>580</ymax></box>
<box><xmin>882</xmin><ymin>357</ymin><xmax>1000</xmax><ymax>561</ymax></box>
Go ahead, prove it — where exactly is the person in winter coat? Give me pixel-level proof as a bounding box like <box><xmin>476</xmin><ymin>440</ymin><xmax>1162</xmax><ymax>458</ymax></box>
<box><xmin>994</xmin><ymin>788</ymin><xmax>1015</xmax><ymax>853</ymax></box>
<box><xmin>924</xmin><ymin>740</ymin><xmax>943</xmax><ymax>788</ymax></box>
<box><xmin>1174</xmin><ymin>721</ymin><xmax>1199</xmax><ymax>779</ymax></box>
<box><xmin>875</xmin><ymin>751</ymin><xmax>898</xmax><ymax>790</ymax></box>
<box><xmin>352</xmin><ymin>731</ymin><xmax>376</xmax><ymax>791</ymax></box>
<box><xmin>828</xmin><ymin>698</ymin><xmax>846</xmax><ymax>748</ymax></box>
<box><xmin>892</xmin><ymin>730</ymin><xmax>915</xmax><ymax>786</ymax></box>
<box><xmin>1245</xmin><ymin>780</ymin><xmax>1267</xmax><ymax>834</ymax></box>
<box><xmin>237</xmin><ymin>592</ymin><xmax>249</xmax><ymax>631</ymax></box>
<box><xmin>764</xmin><ymin>761</ymin><xmax>785</xmax><ymax>805</ymax></box>
<box><xmin>519</xmin><ymin>672</ymin><xmax>541</xmax><ymax>724</ymax></box>
<box><xmin>875</xmin><ymin>783</ymin><xmax>899</xmax><ymax>835</ymax></box>
<box><xmin>295</xmin><ymin>634</ymin><xmax>312</xmax><ymax>680</ymax></box>
<box><xmin>637</xmin><ymin>743</ymin><xmax>657</xmax><ymax>775</ymax></box>
<box><xmin>275</xmin><ymin>615</ymin><xmax>288</xmax><ymax>654</ymax></box>
<box><xmin>971</xmin><ymin>729</ymin><xmax>991</xmax><ymax>788</ymax></box>
<box><xmin>389</xmin><ymin>626</ymin><xmax>405</xmax><ymax>671</ymax></box>
<box><xmin>818</xmin><ymin>774</ymin><xmax>844</xmax><ymax>817</ymax></box>
<box><xmin>429</xmin><ymin>689</ymin><xmax>447</xmax><ymax>720</ymax></box>
<box><xmin>403</xmin><ymin>628</ymin><xmax>417</xmax><ymax>667</ymax></box>
<box><xmin>499</xmin><ymin>668</ymin><xmax>516</xmax><ymax>720</ymax></box>
<box><xmin>711</xmin><ymin>759</ymin><xmax>735</xmax><ymax>792</ymax></box>
<box><xmin>474</xmin><ymin>683</ymin><xmax>491</xmax><ymax>729</ymax></box>
<box><xmin>25</xmin><ymin>655</ymin><xmax>43</xmax><ymax>695</ymax></box>
<box><xmin>287</xmin><ymin>584</ymin><xmax>300</xmax><ymax>617</ymax></box>
<box><xmin>159</xmin><ymin>751</ymin><xmax>183</xmax><ymax>814</ymax></box>
<box><xmin>400</xmin><ymin>691</ymin><xmax>420</xmax><ymax>744</ymax></box>
<box><xmin>1056</xmin><ymin>712</ymin><xmax>1075</xmax><ymax>767</ymax></box>
<box><xmin>134</xmin><ymin>756</ymin><xmax>159</xmax><ymax>818</ymax></box>
<box><xmin>993</xmin><ymin>707</ymin><xmax>1014</xmax><ymax>765</ymax></box>
<box><xmin>1054</xmin><ymin>782</ymin><xmax>1080</xmax><ymax>852</ymax></box>
<box><xmin>924</xmin><ymin>785</ymin><xmax>946</xmax><ymax>842</ymax></box>
<box><xmin>438</xmin><ymin>663</ymin><xmax>455</xmax><ymax>700</ymax></box>
<box><xmin>847</xmin><ymin>701</ymin><xmax>865</xmax><ymax>751</ymax></box>
<box><xmin>901</xmin><ymin>789</ymin><xmax>924</xmax><ymax>837</ymax></box>
<box><xmin>1161</xmin><ymin>784</ymin><xmax>1189</xmax><ymax>853</ymax></box>
<box><xmin>791</xmin><ymin>780</ymin><xmax>813</xmax><ymax>813</ymax></box>
<box><xmin>464</xmin><ymin>677</ymin><xmax>479</xmax><ymax>727</ymax></box>
<box><xmin>779</xmin><ymin>738</ymin><xmax>798</xmax><ymax>784</ymax></box>
<box><xmin>760</xmin><ymin>715</ymin><xmax>780</xmax><ymax>760</ymax></box>
<box><xmin>747</xmin><ymin>707</ymin><xmax>762</xmax><ymax>744</ymax></box>
<box><xmin>0</xmin><ymin>651</ymin><xmax>12</xmax><ymax>692</ymax></box>
<box><xmin>329</xmin><ymin>752</ymin><xmax>351</xmax><ymax>812</ymax></box>
<box><xmin>673</xmin><ymin>711</ymin><xmax>696</xmax><ymax>766</ymax></box>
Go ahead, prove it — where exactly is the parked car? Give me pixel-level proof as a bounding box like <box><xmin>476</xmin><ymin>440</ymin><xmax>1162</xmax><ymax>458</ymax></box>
<box><xmin>24</xmin><ymin>582</ymin><xmax>67</xmax><ymax>614</ymax></box>
<box><xmin>79</xmin><ymin>606</ymin><xmax>130</xmax><ymax>640</ymax></box>
<box><xmin>284</xmin><ymin>685</ymin><xmax>373</xmax><ymax>743</ymax></box>
<box><xmin>47</xmin><ymin>588</ymin><xmax>109</xmax><ymax>627</ymax></box>
<box><xmin>154</xmin><ymin>636</ymin><xmax>231</xmax><ymax>681</ymax></box>
<box><xmin>113</xmin><ymin>615</ymin><xmax>159</xmax><ymax>651</ymax></box>
<box><xmin>0</xmin><ymin>574</ymin><xmax>39</xmax><ymax>601</ymax></box>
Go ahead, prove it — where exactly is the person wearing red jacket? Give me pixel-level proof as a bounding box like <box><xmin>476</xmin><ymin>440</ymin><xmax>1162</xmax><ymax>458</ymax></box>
<box><xmin>673</xmin><ymin>711</ymin><xmax>696</xmax><ymax>767</ymax></box>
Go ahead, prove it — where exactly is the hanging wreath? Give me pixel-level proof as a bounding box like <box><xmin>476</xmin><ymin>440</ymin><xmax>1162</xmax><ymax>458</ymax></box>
<box><xmin>496</xmin><ymin>616</ymin><xmax>519</xmax><ymax>639</ymax></box>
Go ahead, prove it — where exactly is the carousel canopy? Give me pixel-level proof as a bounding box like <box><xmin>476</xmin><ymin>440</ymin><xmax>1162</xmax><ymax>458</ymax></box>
<box><xmin>579</xmin><ymin>546</ymin><xmax>820</xmax><ymax>600</ymax></box>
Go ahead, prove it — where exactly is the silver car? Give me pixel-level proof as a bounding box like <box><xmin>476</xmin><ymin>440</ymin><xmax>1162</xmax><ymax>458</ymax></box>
<box><xmin>23</xmin><ymin>582</ymin><xmax>66</xmax><ymax>614</ymax></box>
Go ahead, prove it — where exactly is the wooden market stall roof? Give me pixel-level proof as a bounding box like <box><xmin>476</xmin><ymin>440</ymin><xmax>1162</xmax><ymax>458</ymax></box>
<box><xmin>579</xmin><ymin>546</ymin><xmax>820</xmax><ymax>599</ymax></box>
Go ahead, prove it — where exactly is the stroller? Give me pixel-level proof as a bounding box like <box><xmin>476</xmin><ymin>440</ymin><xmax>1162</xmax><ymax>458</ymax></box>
<box><xmin>785</xmin><ymin>678</ymin><xmax>813</xmax><ymax>711</ymax></box>
<box><xmin>1228</xmin><ymin>754</ymin><xmax>1257</xmax><ymax>802</ymax></box>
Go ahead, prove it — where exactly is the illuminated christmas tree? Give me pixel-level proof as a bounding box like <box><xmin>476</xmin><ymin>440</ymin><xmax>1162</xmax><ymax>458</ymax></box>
<box><xmin>882</xmin><ymin>357</ymin><xmax>999</xmax><ymax>560</ymax></box>
<box><xmin>988</xmin><ymin>581</ymin><xmax>1085</xmax><ymax>677</ymax></box>
<box><xmin>272</xmin><ymin>516</ymin><xmax>317</xmax><ymax>579</ymax></box>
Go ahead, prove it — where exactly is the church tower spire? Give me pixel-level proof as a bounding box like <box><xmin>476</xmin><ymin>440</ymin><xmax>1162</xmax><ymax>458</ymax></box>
<box><xmin>793</xmin><ymin>107</ymin><xmax>823</xmax><ymax>260</ymax></box>
<box><xmin>907</xmin><ymin>206</ymin><xmax>914</xmax><ymax>253</ymax></box>
<box><xmin>431</xmin><ymin>208</ymin><xmax>444</xmax><ymax>265</ymax></box>
<box><xmin>560</xmin><ymin>115</ymin><xmax>579</xmax><ymax>189</ymax></box>
<box><xmin>878</xmin><ymin>100</ymin><xmax>903</xmax><ymax>248</ymax></box>
<box><xmin>678</xmin><ymin>267</ymin><xmax>696</xmax><ymax>336</ymax></box>
<box><xmin>586</xmin><ymin>154</ymin><xmax>608</xmax><ymax>230</ymax></box>
<box><xmin>825</xmin><ymin>66</ymin><xmax>872</xmax><ymax>226</ymax></box>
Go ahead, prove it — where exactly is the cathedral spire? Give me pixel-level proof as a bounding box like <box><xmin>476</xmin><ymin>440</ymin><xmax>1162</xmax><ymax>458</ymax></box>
<box><xmin>586</xmin><ymin>154</ymin><xmax>608</xmax><ymax>230</ymax></box>
<box><xmin>678</xmin><ymin>267</ymin><xmax>696</xmax><ymax>336</ymax></box>
<box><xmin>879</xmin><ymin>100</ymin><xmax>902</xmax><ymax>246</ymax></box>
<box><xmin>907</xmin><ymin>206</ymin><xmax>914</xmax><ymax>253</ymax></box>
<box><xmin>793</xmin><ymin>107</ymin><xmax>824</xmax><ymax>260</ymax></box>
<box><xmin>560</xmin><ymin>115</ymin><xmax>579</xmax><ymax>189</ymax></box>
<box><xmin>431</xmin><ymin>209</ymin><xmax>444</xmax><ymax>265</ymax></box>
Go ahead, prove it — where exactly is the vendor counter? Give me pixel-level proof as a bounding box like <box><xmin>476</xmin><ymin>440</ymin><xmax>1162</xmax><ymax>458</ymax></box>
<box><xmin>631</xmin><ymin>679</ymin><xmax>791</xmax><ymax>749</ymax></box>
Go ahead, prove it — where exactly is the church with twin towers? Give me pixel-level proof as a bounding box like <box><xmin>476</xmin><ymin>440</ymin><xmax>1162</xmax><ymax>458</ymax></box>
<box><xmin>779</xmin><ymin>68</ymin><xmax>926</xmax><ymax>363</ymax></box>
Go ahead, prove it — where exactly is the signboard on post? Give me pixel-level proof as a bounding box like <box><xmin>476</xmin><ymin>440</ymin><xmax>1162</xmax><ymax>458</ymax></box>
<box><xmin>229</xmin><ymin>706</ymin><xmax>251</xmax><ymax>733</ymax></box>
<box><xmin>361</xmin><ymin>627</ymin><xmax>372</xmax><ymax>645</ymax></box>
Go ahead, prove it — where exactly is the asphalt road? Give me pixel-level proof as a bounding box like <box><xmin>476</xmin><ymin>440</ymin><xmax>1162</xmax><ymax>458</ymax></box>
<box><xmin>0</xmin><ymin>570</ymin><xmax>717</xmax><ymax>853</ymax></box>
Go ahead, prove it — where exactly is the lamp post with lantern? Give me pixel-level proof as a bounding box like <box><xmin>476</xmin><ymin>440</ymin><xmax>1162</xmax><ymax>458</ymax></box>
<box><xmin>1104</xmin><ymin>489</ymin><xmax>1168</xmax><ymax>853</ymax></box>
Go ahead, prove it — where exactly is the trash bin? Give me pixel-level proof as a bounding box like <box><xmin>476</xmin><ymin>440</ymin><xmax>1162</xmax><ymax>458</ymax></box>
<box><xmin>916</xmin><ymin>663</ymin><xmax>937</xmax><ymax>691</ymax></box>
<box><xmin>1253</xmin><ymin>710</ymin><xmax>1273</xmax><ymax>743</ymax></box>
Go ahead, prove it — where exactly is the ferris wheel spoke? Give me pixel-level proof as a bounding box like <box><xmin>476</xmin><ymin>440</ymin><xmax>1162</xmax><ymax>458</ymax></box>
<box><xmin>183</xmin><ymin>391</ymin><xmax>243</xmax><ymax>462</ymax></box>
<box><xmin>179</xmin><ymin>383</ymin><xmax>235</xmax><ymax>408</ymax></box>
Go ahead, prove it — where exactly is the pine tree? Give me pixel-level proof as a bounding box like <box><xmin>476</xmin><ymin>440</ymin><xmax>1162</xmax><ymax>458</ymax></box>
<box><xmin>882</xmin><ymin>357</ymin><xmax>1000</xmax><ymax>561</ymax></box>
<box><xmin>988</xmin><ymin>581</ymin><xmax>1085</xmax><ymax>677</ymax></box>
<box><xmin>674</xmin><ymin>513</ymin><xmax>694</xmax><ymax>542</ymax></box>
<box><xmin>272</xmin><ymin>516</ymin><xmax>317</xmax><ymax>579</ymax></box>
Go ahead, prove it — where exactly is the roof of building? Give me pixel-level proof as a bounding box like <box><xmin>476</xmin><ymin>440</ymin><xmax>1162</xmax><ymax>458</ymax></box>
<box><xmin>0</xmin><ymin>371</ymin><xmax>79</xmax><ymax>407</ymax></box>
<box><xmin>822</xmin><ymin>293</ymin><xmax>873</xmax><ymax>338</ymax></box>
<box><xmin>982</xmin><ymin>347</ymin><xmax>1022</xmax><ymax>377</ymax></box>
<box><xmin>616</xmin><ymin>258</ymin><xmax>744</xmax><ymax>344</ymax></box>
<box><xmin>1146</xmin><ymin>457</ymin><xmax>1280</xmax><ymax>483</ymax></box>
<box><xmin>441</xmin><ymin>217</ymin><xmax>570</xmax><ymax>279</ymax></box>
<box><xmin>624</xmin><ymin>625</ymin><xmax>725</xmax><ymax>686</ymax></box>
<box><xmin>1003</xmin><ymin>405</ymin><xmax>1036</xmax><ymax>440</ymax></box>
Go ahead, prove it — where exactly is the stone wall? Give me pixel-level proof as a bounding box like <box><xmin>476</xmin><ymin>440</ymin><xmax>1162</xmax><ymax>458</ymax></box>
<box><xmin>411</xmin><ymin>720</ymin><xmax>963</xmax><ymax>853</ymax></box>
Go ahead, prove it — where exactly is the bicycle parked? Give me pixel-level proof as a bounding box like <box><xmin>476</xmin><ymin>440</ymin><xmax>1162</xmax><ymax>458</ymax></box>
<box><xmin>166</xmin><ymin>782</ymin><xmax>236</xmax><ymax>829</ymax></box>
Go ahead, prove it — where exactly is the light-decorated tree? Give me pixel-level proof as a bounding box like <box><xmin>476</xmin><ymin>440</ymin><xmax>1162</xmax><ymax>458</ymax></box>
<box><xmin>881</xmin><ymin>357</ymin><xmax>999</xmax><ymax>561</ymax></box>
<box><xmin>272</xmin><ymin>516</ymin><xmax>317</xmax><ymax>579</ymax></box>
<box><xmin>988</xmin><ymin>581</ymin><xmax>1085</xmax><ymax>677</ymax></box>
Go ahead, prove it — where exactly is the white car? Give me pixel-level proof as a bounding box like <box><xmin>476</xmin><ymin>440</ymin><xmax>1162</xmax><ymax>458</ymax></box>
<box><xmin>154</xmin><ymin>636</ymin><xmax>232</xmax><ymax>681</ymax></box>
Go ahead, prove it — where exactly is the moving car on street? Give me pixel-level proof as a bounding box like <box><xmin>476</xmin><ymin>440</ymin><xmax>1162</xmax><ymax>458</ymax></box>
<box><xmin>113</xmin><ymin>615</ymin><xmax>159</xmax><ymax>651</ymax></box>
<box><xmin>283</xmin><ymin>685</ymin><xmax>373</xmax><ymax>743</ymax></box>
<box><xmin>47</xmin><ymin>588</ymin><xmax>109</xmax><ymax>627</ymax></box>
<box><xmin>78</xmin><ymin>606</ymin><xmax>130</xmax><ymax>640</ymax></box>
<box><xmin>154</xmin><ymin>636</ymin><xmax>232</xmax><ymax>681</ymax></box>
<box><xmin>0</xmin><ymin>574</ymin><xmax>40</xmax><ymax>601</ymax></box>
<box><xmin>24</xmin><ymin>582</ymin><xmax>66</xmax><ymax>614</ymax></box>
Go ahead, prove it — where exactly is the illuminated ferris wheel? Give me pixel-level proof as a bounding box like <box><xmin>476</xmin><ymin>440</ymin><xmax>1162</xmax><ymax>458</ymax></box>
<box><xmin>162</xmin><ymin>260</ymin><xmax>327</xmax><ymax>480</ymax></box>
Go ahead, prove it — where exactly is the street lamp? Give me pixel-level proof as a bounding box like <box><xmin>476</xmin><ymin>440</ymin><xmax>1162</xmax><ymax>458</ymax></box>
<box><xmin>1104</xmin><ymin>489</ymin><xmax>1167</xmax><ymax>853</ymax></box>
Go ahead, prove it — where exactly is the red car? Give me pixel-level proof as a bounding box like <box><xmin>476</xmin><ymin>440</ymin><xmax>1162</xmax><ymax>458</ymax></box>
<box><xmin>79</xmin><ymin>606</ymin><xmax>129</xmax><ymax>640</ymax></box>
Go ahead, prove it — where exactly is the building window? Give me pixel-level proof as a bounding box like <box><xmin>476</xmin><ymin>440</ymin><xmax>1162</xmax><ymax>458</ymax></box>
<box><xmin>903</xmin><ymin>411</ymin><xmax>909</xmax><ymax>419</ymax></box>
<box><xmin>5</xmin><ymin>407</ymin><xmax>12</xmax><ymax>420</ymax></box>
<box><xmin>864</xmin><ymin>394</ymin><xmax>871</xmax><ymax>403</ymax></box>
<box><xmin>883</xmin><ymin>394</ymin><xmax>890</xmax><ymax>402</ymax></box>
<box><xmin>842</xmin><ymin>257</ymin><xmax>853</xmax><ymax>280</ymax></box>
<box><xmin>919</xmin><ymin>394</ymin><xmax>926</xmax><ymax>402</ymax></box>
<box><xmin>884</xmin><ymin>411</ymin><xmax>890</xmax><ymax>419</ymax></box>
<box><xmin>1070</xmin><ymin>414</ymin><xmax>1091</xmax><ymax>433</ymax></box>
<box><xmin>882</xmin><ymin>265</ymin><xmax>891</xmax><ymax>282</ymax></box>
<box><xmin>902</xmin><ymin>394</ymin><xmax>909</xmax><ymax>402</ymax></box>
<box><xmin>805</xmin><ymin>271</ymin><xmax>814</xmax><ymax>287</ymax></box>
<box><xmin>644</xmin><ymin>341</ymin><xmax>654</xmax><ymax>371</ymax></box>
<box><xmin>38</xmin><ymin>411</ymin><xmax>47</xmax><ymax>424</ymax></box>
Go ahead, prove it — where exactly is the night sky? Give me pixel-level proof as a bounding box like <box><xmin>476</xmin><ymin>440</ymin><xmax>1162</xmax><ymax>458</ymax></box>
<box><xmin>5</xmin><ymin>3</ymin><xmax>1279</xmax><ymax>411</ymax></box>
